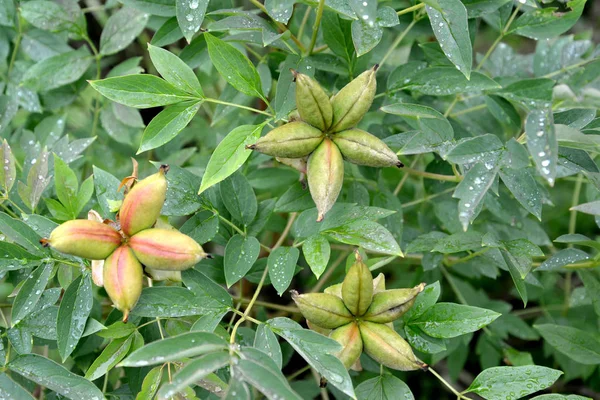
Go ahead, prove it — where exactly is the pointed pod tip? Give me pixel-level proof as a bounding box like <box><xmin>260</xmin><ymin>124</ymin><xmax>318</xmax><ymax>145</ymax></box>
<box><xmin>159</xmin><ymin>164</ymin><xmax>170</xmax><ymax>174</ymax></box>
<box><xmin>245</xmin><ymin>144</ymin><xmax>256</xmax><ymax>150</ymax></box>
<box><xmin>419</xmin><ymin>362</ymin><xmax>428</xmax><ymax>371</ymax></box>
<box><xmin>290</xmin><ymin>69</ymin><xmax>299</xmax><ymax>80</ymax></box>
<box><xmin>396</xmin><ymin>161</ymin><xmax>404</xmax><ymax>168</ymax></box>
<box><xmin>40</xmin><ymin>238</ymin><xmax>50</xmax><ymax>247</ymax></box>
<box><xmin>373</xmin><ymin>64</ymin><xmax>380</xmax><ymax>72</ymax></box>
<box><xmin>290</xmin><ymin>290</ymin><xmax>299</xmax><ymax>300</ymax></box>
<box><xmin>122</xmin><ymin>310</ymin><xmax>130</xmax><ymax>323</ymax></box>
<box><xmin>316</xmin><ymin>213</ymin><xmax>325</xmax><ymax>222</ymax></box>
<box><xmin>416</xmin><ymin>282</ymin><xmax>426</xmax><ymax>292</ymax></box>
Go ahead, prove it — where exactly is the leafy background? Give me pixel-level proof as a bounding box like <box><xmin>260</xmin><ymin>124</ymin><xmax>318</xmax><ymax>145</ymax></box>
<box><xmin>0</xmin><ymin>0</ymin><xmax>600</xmax><ymax>399</ymax></box>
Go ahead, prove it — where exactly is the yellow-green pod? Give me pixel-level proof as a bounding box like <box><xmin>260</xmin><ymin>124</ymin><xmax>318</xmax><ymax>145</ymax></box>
<box><xmin>294</xmin><ymin>70</ymin><xmax>333</xmax><ymax>131</ymax></box>
<box><xmin>103</xmin><ymin>245</ymin><xmax>143</xmax><ymax>322</ymax></box>
<box><xmin>291</xmin><ymin>291</ymin><xmax>353</xmax><ymax>329</ymax></box>
<box><xmin>372</xmin><ymin>273</ymin><xmax>386</xmax><ymax>294</ymax></box>
<box><xmin>43</xmin><ymin>219</ymin><xmax>122</xmax><ymax>260</ymax></box>
<box><xmin>330</xmin><ymin>322</ymin><xmax>363</xmax><ymax>369</ymax></box>
<box><xmin>307</xmin><ymin>138</ymin><xmax>344</xmax><ymax>222</ymax></box>
<box><xmin>247</xmin><ymin>122</ymin><xmax>324</xmax><ymax>158</ymax></box>
<box><xmin>324</xmin><ymin>283</ymin><xmax>342</xmax><ymax>298</ymax></box>
<box><xmin>330</xmin><ymin>66</ymin><xmax>378</xmax><ymax>133</ymax></box>
<box><xmin>359</xmin><ymin>321</ymin><xmax>426</xmax><ymax>371</ymax></box>
<box><xmin>363</xmin><ymin>284</ymin><xmax>425</xmax><ymax>323</ymax></box>
<box><xmin>341</xmin><ymin>256</ymin><xmax>373</xmax><ymax>316</ymax></box>
<box><xmin>332</xmin><ymin>129</ymin><xmax>403</xmax><ymax>168</ymax></box>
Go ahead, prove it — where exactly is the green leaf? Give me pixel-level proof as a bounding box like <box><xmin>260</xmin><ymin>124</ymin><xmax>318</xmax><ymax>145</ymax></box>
<box><xmin>0</xmin><ymin>212</ymin><xmax>45</xmax><ymax>256</ymax></box>
<box><xmin>356</xmin><ymin>374</ymin><xmax>414</xmax><ymax>400</ymax></box>
<box><xmin>454</xmin><ymin>163</ymin><xmax>498</xmax><ymax>231</ymax></box>
<box><xmin>535</xmin><ymin>324</ymin><xmax>600</xmax><ymax>364</ymax></box>
<box><xmin>447</xmin><ymin>134</ymin><xmax>504</xmax><ymax>165</ymax></box>
<box><xmin>138</xmin><ymin>100</ymin><xmax>201</xmax><ymax>153</ymax></box>
<box><xmin>381</xmin><ymin>103</ymin><xmax>453</xmax><ymax>142</ymax></box>
<box><xmin>466</xmin><ymin>366</ymin><xmax>563</xmax><ymax>400</ymax></box>
<box><xmin>254</xmin><ymin>324</ymin><xmax>283</xmax><ymax>369</ymax></box>
<box><xmin>132</xmin><ymin>286</ymin><xmax>212</xmax><ymax>317</ymax></box>
<box><xmin>158</xmin><ymin>351</ymin><xmax>229</xmax><ymax>399</ymax></box>
<box><xmin>496</xmin><ymin>78</ymin><xmax>554</xmax><ymax>107</ymax></box>
<box><xmin>20</xmin><ymin>0</ymin><xmax>80</xmax><ymax>34</ymax></box>
<box><xmin>404</xmin><ymin>324</ymin><xmax>447</xmax><ymax>354</ymax></box>
<box><xmin>0</xmin><ymin>140</ymin><xmax>16</xmax><ymax>195</ymax></box>
<box><xmin>205</xmin><ymin>33</ymin><xmax>264</xmax><ymax>99</ymax></box>
<box><xmin>148</xmin><ymin>44</ymin><xmax>203</xmax><ymax>96</ymax></box>
<box><xmin>578</xmin><ymin>271</ymin><xmax>600</xmax><ymax>317</ymax></box>
<box><xmin>180</xmin><ymin>210</ymin><xmax>219</xmax><ymax>244</ymax></box>
<box><xmin>53</xmin><ymin>154</ymin><xmax>78</xmax><ymax>218</ymax></box>
<box><xmin>322</xmin><ymin>11</ymin><xmax>354</xmax><ymax>65</ymax></box>
<box><xmin>554</xmin><ymin>233</ymin><xmax>600</xmax><ymax>250</ymax></box>
<box><xmin>136</xmin><ymin>366</ymin><xmax>163</xmax><ymax>400</ymax></box>
<box><xmin>176</xmin><ymin>0</ymin><xmax>208</xmax><ymax>43</ymax></box>
<box><xmin>22</xmin><ymin>48</ymin><xmax>92</xmax><ymax>91</ymax></box>
<box><xmin>182</xmin><ymin>269</ymin><xmax>233</xmax><ymax>310</ymax></box>
<box><xmin>432</xmin><ymin>231</ymin><xmax>482</xmax><ymax>253</ymax></box>
<box><xmin>151</xmin><ymin>16</ymin><xmax>183</xmax><ymax>46</ymax></box>
<box><xmin>502</xmin><ymin>247</ymin><xmax>529</xmax><ymax>307</ymax></box>
<box><xmin>57</xmin><ymin>275</ymin><xmax>93</xmax><ymax>361</ymax></box>
<box><xmin>224</xmin><ymin>234</ymin><xmax>260</xmax><ymax>287</ymax></box>
<box><xmin>0</xmin><ymin>242</ymin><xmax>41</xmax><ymax>273</ymax></box>
<box><xmin>119</xmin><ymin>0</ymin><xmax>175</xmax><ymax>17</ymax></box>
<box><xmin>351</xmin><ymin>19</ymin><xmax>382</xmax><ymax>57</ymax></box>
<box><xmin>92</xmin><ymin>165</ymin><xmax>123</xmax><ymax>219</ymax></box>
<box><xmin>235</xmin><ymin>356</ymin><xmax>303</xmax><ymax>400</ymax></box>
<box><xmin>220</xmin><ymin>172</ymin><xmax>257</xmax><ymax>226</ymax></box>
<box><xmin>525</xmin><ymin>108</ymin><xmax>557</xmax><ymax>185</ymax></box>
<box><xmin>198</xmin><ymin>124</ymin><xmax>265</xmax><ymax>194</ymax></box>
<box><xmin>12</xmin><ymin>263</ymin><xmax>53</xmax><ymax>324</ymax></box>
<box><xmin>97</xmin><ymin>321</ymin><xmax>137</xmax><ymax>339</ymax></box>
<box><xmin>537</xmin><ymin>248</ymin><xmax>589</xmax><ymax>271</ymax></box>
<box><xmin>509</xmin><ymin>0</ymin><xmax>587</xmax><ymax>40</ymax></box>
<box><xmin>302</xmin><ymin>234</ymin><xmax>331</xmax><ymax>279</ymax></box>
<box><xmin>499</xmin><ymin>168</ymin><xmax>542</xmax><ymax>220</ymax></box>
<box><xmin>0</xmin><ymin>372</ymin><xmax>35</xmax><ymax>400</ymax></box>
<box><xmin>120</xmin><ymin>331</ymin><xmax>228</xmax><ymax>367</ymax></box>
<box><xmin>325</xmin><ymin>220</ymin><xmax>402</xmax><ymax>256</ymax></box>
<box><xmin>265</xmin><ymin>0</ymin><xmax>294</xmax><ymax>23</ymax></box>
<box><xmin>402</xmin><ymin>281</ymin><xmax>441</xmax><ymax>322</ymax></box>
<box><xmin>100</xmin><ymin>7</ymin><xmax>149</xmax><ymax>56</ymax></box>
<box><xmin>85</xmin><ymin>335</ymin><xmax>134</xmax><ymax>380</ymax></box>
<box><xmin>156</xmin><ymin>164</ymin><xmax>202</xmax><ymax>216</ymax></box>
<box><xmin>399</xmin><ymin>67</ymin><xmax>500</xmax><ymax>95</ymax></box>
<box><xmin>570</xmin><ymin>200</ymin><xmax>600</xmax><ymax>216</ymax></box>
<box><xmin>425</xmin><ymin>0</ymin><xmax>472</xmax><ymax>78</ymax></box>
<box><xmin>9</xmin><ymin>354</ymin><xmax>104</xmax><ymax>400</ymax></box>
<box><xmin>410</xmin><ymin>303</ymin><xmax>501</xmax><ymax>338</ymax></box>
<box><xmin>268</xmin><ymin>246</ymin><xmax>299</xmax><ymax>296</ymax></box>
<box><xmin>89</xmin><ymin>74</ymin><xmax>196</xmax><ymax>108</ymax></box>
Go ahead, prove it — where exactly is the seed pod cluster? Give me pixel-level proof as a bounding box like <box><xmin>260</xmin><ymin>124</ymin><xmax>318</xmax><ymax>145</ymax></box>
<box><xmin>292</xmin><ymin>251</ymin><xmax>426</xmax><ymax>372</ymax></box>
<box><xmin>247</xmin><ymin>66</ymin><xmax>403</xmax><ymax>221</ymax></box>
<box><xmin>41</xmin><ymin>164</ymin><xmax>208</xmax><ymax>321</ymax></box>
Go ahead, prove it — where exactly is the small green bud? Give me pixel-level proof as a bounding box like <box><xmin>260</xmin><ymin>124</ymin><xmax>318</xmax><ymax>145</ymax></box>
<box><xmin>307</xmin><ymin>138</ymin><xmax>344</xmax><ymax>221</ymax></box>
<box><xmin>247</xmin><ymin>122</ymin><xmax>324</xmax><ymax>158</ymax></box>
<box><xmin>341</xmin><ymin>254</ymin><xmax>373</xmax><ymax>316</ymax></box>
<box><xmin>293</xmin><ymin>70</ymin><xmax>333</xmax><ymax>131</ymax></box>
<box><xmin>359</xmin><ymin>321</ymin><xmax>426</xmax><ymax>371</ymax></box>
<box><xmin>330</xmin><ymin>65</ymin><xmax>378</xmax><ymax>133</ymax></box>
<box><xmin>363</xmin><ymin>284</ymin><xmax>425</xmax><ymax>323</ymax></box>
<box><xmin>330</xmin><ymin>322</ymin><xmax>363</xmax><ymax>369</ymax></box>
<box><xmin>332</xmin><ymin>129</ymin><xmax>403</xmax><ymax>168</ymax></box>
<box><xmin>291</xmin><ymin>291</ymin><xmax>353</xmax><ymax>329</ymax></box>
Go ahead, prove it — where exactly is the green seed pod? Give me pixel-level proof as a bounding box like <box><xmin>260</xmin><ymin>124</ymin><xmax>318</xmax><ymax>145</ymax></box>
<box><xmin>341</xmin><ymin>252</ymin><xmax>373</xmax><ymax>316</ymax></box>
<box><xmin>307</xmin><ymin>320</ymin><xmax>331</xmax><ymax>336</ymax></box>
<box><xmin>291</xmin><ymin>290</ymin><xmax>353</xmax><ymax>329</ymax></box>
<box><xmin>42</xmin><ymin>219</ymin><xmax>122</xmax><ymax>260</ymax></box>
<box><xmin>293</xmin><ymin>70</ymin><xmax>333</xmax><ymax>131</ymax></box>
<box><xmin>129</xmin><ymin>228</ymin><xmax>207</xmax><ymax>271</ymax></box>
<box><xmin>373</xmin><ymin>273</ymin><xmax>386</xmax><ymax>294</ymax></box>
<box><xmin>363</xmin><ymin>283</ymin><xmax>425</xmax><ymax>323</ymax></box>
<box><xmin>330</xmin><ymin>65</ymin><xmax>378</xmax><ymax>133</ymax></box>
<box><xmin>145</xmin><ymin>267</ymin><xmax>182</xmax><ymax>282</ymax></box>
<box><xmin>307</xmin><ymin>138</ymin><xmax>344</xmax><ymax>222</ymax></box>
<box><xmin>332</xmin><ymin>129</ymin><xmax>403</xmax><ymax>168</ymax></box>
<box><xmin>324</xmin><ymin>283</ymin><xmax>342</xmax><ymax>298</ymax></box>
<box><xmin>119</xmin><ymin>165</ymin><xmax>169</xmax><ymax>236</ymax></box>
<box><xmin>103</xmin><ymin>245</ymin><xmax>143</xmax><ymax>322</ymax></box>
<box><xmin>276</xmin><ymin>156</ymin><xmax>307</xmax><ymax>174</ymax></box>
<box><xmin>359</xmin><ymin>321</ymin><xmax>426</xmax><ymax>371</ymax></box>
<box><xmin>246</xmin><ymin>122</ymin><xmax>324</xmax><ymax>158</ymax></box>
<box><xmin>330</xmin><ymin>322</ymin><xmax>363</xmax><ymax>369</ymax></box>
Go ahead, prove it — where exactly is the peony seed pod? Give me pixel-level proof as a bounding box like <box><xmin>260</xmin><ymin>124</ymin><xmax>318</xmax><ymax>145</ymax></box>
<box><xmin>363</xmin><ymin>283</ymin><xmax>425</xmax><ymax>324</ymax></box>
<box><xmin>332</xmin><ymin>129</ymin><xmax>403</xmax><ymax>168</ymax></box>
<box><xmin>291</xmin><ymin>290</ymin><xmax>353</xmax><ymax>329</ymax></box>
<box><xmin>330</xmin><ymin>65</ymin><xmax>378</xmax><ymax>133</ymax></box>
<box><xmin>129</xmin><ymin>228</ymin><xmax>207</xmax><ymax>271</ymax></box>
<box><xmin>103</xmin><ymin>245</ymin><xmax>143</xmax><ymax>322</ymax></box>
<box><xmin>42</xmin><ymin>219</ymin><xmax>122</xmax><ymax>260</ymax></box>
<box><xmin>246</xmin><ymin>122</ymin><xmax>324</xmax><ymax>158</ymax></box>
<box><xmin>330</xmin><ymin>322</ymin><xmax>363</xmax><ymax>369</ymax></box>
<box><xmin>359</xmin><ymin>321</ymin><xmax>426</xmax><ymax>371</ymax></box>
<box><xmin>307</xmin><ymin>138</ymin><xmax>344</xmax><ymax>222</ymax></box>
<box><xmin>373</xmin><ymin>273</ymin><xmax>386</xmax><ymax>294</ymax></box>
<box><xmin>341</xmin><ymin>254</ymin><xmax>373</xmax><ymax>316</ymax></box>
<box><xmin>324</xmin><ymin>283</ymin><xmax>342</xmax><ymax>298</ymax></box>
<box><xmin>119</xmin><ymin>165</ymin><xmax>168</xmax><ymax>236</ymax></box>
<box><xmin>276</xmin><ymin>157</ymin><xmax>308</xmax><ymax>174</ymax></box>
<box><xmin>145</xmin><ymin>267</ymin><xmax>182</xmax><ymax>282</ymax></box>
<box><xmin>307</xmin><ymin>320</ymin><xmax>331</xmax><ymax>336</ymax></box>
<box><xmin>293</xmin><ymin>70</ymin><xmax>333</xmax><ymax>131</ymax></box>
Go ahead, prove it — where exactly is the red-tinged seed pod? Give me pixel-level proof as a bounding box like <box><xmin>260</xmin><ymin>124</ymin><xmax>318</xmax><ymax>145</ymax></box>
<box><xmin>293</xmin><ymin>70</ymin><xmax>333</xmax><ymax>131</ymax></box>
<box><xmin>103</xmin><ymin>245</ymin><xmax>143</xmax><ymax>322</ymax></box>
<box><xmin>41</xmin><ymin>219</ymin><xmax>122</xmax><ymax>260</ymax></box>
<box><xmin>330</xmin><ymin>322</ymin><xmax>363</xmax><ymax>369</ymax></box>
<box><xmin>129</xmin><ymin>228</ymin><xmax>207</xmax><ymax>271</ymax></box>
<box><xmin>119</xmin><ymin>165</ymin><xmax>169</xmax><ymax>237</ymax></box>
<box><xmin>307</xmin><ymin>138</ymin><xmax>344</xmax><ymax>222</ymax></box>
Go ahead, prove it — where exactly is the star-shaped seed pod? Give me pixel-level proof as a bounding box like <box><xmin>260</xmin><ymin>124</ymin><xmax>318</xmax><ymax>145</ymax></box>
<box><xmin>247</xmin><ymin>66</ymin><xmax>403</xmax><ymax>221</ymax></box>
<box><xmin>41</xmin><ymin>164</ymin><xmax>208</xmax><ymax>321</ymax></box>
<box><xmin>292</xmin><ymin>251</ymin><xmax>426</xmax><ymax>371</ymax></box>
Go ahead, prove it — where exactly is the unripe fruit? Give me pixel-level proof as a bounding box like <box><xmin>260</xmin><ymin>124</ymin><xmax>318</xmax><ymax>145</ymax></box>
<box><xmin>330</xmin><ymin>322</ymin><xmax>363</xmax><ymax>369</ymax></box>
<box><xmin>307</xmin><ymin>320</ymin><xmax>331</xmax><ymax>336</ymax></box>
<box><xmin>103</xmin><ymin>245</ymin><xmax>143</xmax><ymax>322</ymax></box>
<box><xmin>324</xmin><ymin>283</ymin><xmax>342</xmax><ymax>298</ymax></box>
<box><xmin>291</xmin><ymin>291</ymin><xmax>353</xmax><ymax>329</ymax></box>
<box><xmin>276</xmin><ymin>157</ymin><xmax>307</xmax><ymax>174</ymax></box>
<box><xmin>145</xmin><ymin>267</ymin><xmax>182</xmax><ymax>282</ymax></box>
<box><xmin>373</xmin><ymin>273</ymin><xmax>386</xmax><ymax>293</ymax></box>
<box><xmin>307</xmin><ymin>138</ymin><xmax>344</xmax><ymax>222</ymax></box>
<box><xmin>330</xmin><ymin>66</ymin><xmax>378</xmax><ymax>133</ymax></box>
<box><xmin>332</xmin><ymin>129</ymin><xmax>403</xmax><ymax>168</ymax></box>
<box><xmin>293</xmin><ymin>70</ymin><xmax>333</xmax><ymax>131</ymax></box>
<box><xmin>363</xmin><ymin>284</ymin><xmax>425</xmax><ymax>323</ymax></box>
<box><xmin>341</xmin><ymin>256</ymin><xmax>373</xmax><ymax>316</ymax></box>
<box><xmin>119</xmin><ymin>165</ymin><xmax>168</xmax><ymax>236</ymax></box>
<box><xmin>359</xmin><ymin>321</ymin><xmax>425</xmax><ymax>371</ymax></box>
<box><xmin>129</xmin><ymin>228</ymin><xmax>207</xmax><ymax>271</ymax></box>
<box><xmin>42</xmin><ymin>219</ymin><xmax>122</xmax><ymax>260</ymax></box>
<box><xmin>246</xmin><ymin>122</ymin><xmax>324</xmax><ymax>158</ymax></box>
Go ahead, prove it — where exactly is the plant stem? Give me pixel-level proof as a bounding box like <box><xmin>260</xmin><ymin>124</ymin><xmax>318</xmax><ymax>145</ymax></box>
<box><xmin>297</xmin><ymin>6</ymin><xmax>312</xmax><ymax>40</ymax></box>
<box><xmin>6</xmin><ymin>9</ymin><xmax>22</xmax><ymax>85</ymax></box>
<box><xmin>204</xmin><ymin>98</ymin><xmax>273</xmax><ymax>116</ymax></box>
<box><xmin>397</xmin><ymin>2</ymin><xmax>425</xmax><ymax>16</ymax></box>
<box><xmin>230</xmin><ymin>266</ymin><xmax>269</xmax><ymax>344</ymax></box>
<box><xmin>429</xmin><ymin>367</ymin><xmax>472</xmax><ymax>400</ymax></box>
<box><xmin>446</xmin><ymin>248</ymin><xmax>490</xmax><ymax>266</ymax></box>
<box><xmin>218</xmin><ymin>214</ymin><xmax>271</xmax><ymax>252</ymax></box>
<box><xmin>543</xmin><ymin>58</ymin><xmax>596</xmax><ymax>79</ymax></box>
<box><xmin>444</xmin><ymin>96</ymin><xmax>460</xmax><ymax>117</ymax></box>
<box><xmin>83</xmin><ymin>35</ymin><xmax>102</xmax><ymax>139</ymax></box>
<box><xmin>401</xmin><ymin>187</ymin><xmax>455</xmax><ymax>208</ymax></box>
<box><xmin>564</xmin><ymin>174</ymin><xmax>583</xmax><ymax>314</ymax></box>
<box><xmin>287</xmin><ymin>364</ymin><xmax>311</xmax><ymax>381</ymax></box>
<box><xmin>249</xmin><ymin>0</ymin><xmax>306</xmax><ymax>52</ymax></box>
<box><xmin>475</xmin><ymin>3</ymin><xmax>522</xmax><ymax>71</ymax></box>
<box><xmin>394</xmin><ymin>156</ymin><xmax>419</xmax><ymax>195</ymax></box>
<box><xmin>311</xmin><ymin>250</ymin><xmax>350</xmax><ymax>293</ymax></box>
<box><xmin>450</xmin><ymin>103</ymin><xmax>487</xmax><ymax>118</ymax></box>
<box><xmin>273</xmin><ymin>212</ymin><xmax>296</xmax><ymax>249</ymax></box>
<box><xmin>380</xmin><ymin>19</ymin><xmax>417</xmax><ymax>69</ymax></box>
<box><xmin>307</xmin><ymin>0</ymin><xmax>325</xmax><ymax>55</ymax></box>
<box><xmin>402</xmin><ymin>167</ymin><xmax>461</xmax><ymax>182</ymax></box>
<box><xmin>239</xmin><ymin>298</ymin><xmax>301</xmax><ymax>314</ymax></box>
